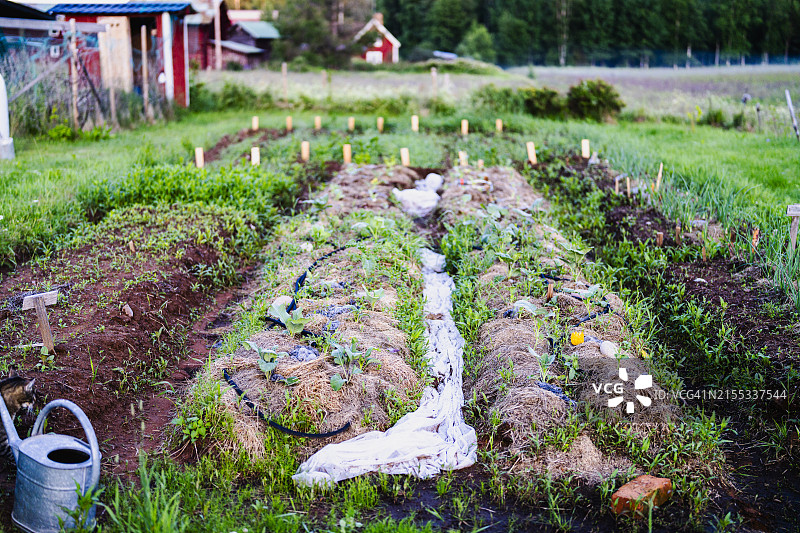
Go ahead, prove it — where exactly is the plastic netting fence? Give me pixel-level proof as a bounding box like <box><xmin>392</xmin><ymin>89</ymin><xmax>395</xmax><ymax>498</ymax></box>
<box><xmin>0</xmin><ymin>26</ymin><xmax>171</xmax><ymax>136</ymax></box>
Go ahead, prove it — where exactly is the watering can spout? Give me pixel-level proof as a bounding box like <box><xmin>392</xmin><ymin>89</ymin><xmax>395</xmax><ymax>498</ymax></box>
<box><xmin>0</xmin><ymin>395</ymin><xmax>21</xmax><ymax>462</ymax></box>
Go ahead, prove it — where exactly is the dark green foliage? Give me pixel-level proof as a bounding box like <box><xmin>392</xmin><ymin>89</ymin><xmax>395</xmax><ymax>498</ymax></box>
<box><xmin>79</xmin><ymin>164</ymin><xmax>302</xmax><ymax>225</ymax></box>
<box><xmin>224</xmin><ymin>60</ymin><xmax>244</xmax><ymax>71</ymax></box>
<box><xmin>520</xmin><ymin>87</ymin><xmax>566</xmax><ymax>118</ymax></box>
<box><xmin>470</xmin><ymin>84</ymin><xmax>524</xmax><ymax>114</ymax></box>
<box><xmin>219</xmin><ymin>82</ymin><xmax>258</xmax><ymax>110</ymax></box>
<box><xmin>456</xmin><ymin>23</ymin><xmax>497</xmax><ymax>63</ymax></box>
<box><xmin>566</xmin><ymin>80</ymin><xmax>623</xmax><ymax>121</ymax></box>
<box><xmin>699</xmin><ymin>108</ymin><xmax>726</xmax><ymax>127</ymax></box>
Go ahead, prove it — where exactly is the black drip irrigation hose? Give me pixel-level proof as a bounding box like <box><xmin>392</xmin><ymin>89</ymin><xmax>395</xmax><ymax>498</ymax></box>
<box><xmin>223</xmin><ymin>369</ymin><xmax>351</xmax><ymax>439</ymax></box>
<box><xmin>224</xmin><ymin>241</ymin><xmax>360</xmax><ymax>437</ymax></box>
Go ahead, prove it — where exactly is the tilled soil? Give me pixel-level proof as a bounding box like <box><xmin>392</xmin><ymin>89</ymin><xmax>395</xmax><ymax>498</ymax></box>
<box><xmin>0</xmin><ymin>205</ymin><xmax>261</xmax><ymax>526</ymax></box>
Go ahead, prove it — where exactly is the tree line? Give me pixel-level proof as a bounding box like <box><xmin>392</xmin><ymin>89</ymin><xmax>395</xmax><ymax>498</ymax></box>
<box><xmin>376</xmin><ymin>0</ymin><xmax>800</xmax><ymax>66</ymax></box>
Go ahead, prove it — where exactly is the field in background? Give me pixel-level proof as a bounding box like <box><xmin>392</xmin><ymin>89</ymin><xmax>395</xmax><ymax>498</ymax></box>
<box><xmin>200</xmin><ymin>65</ymin><xmax>800</xmax><ymax>126</ymax></box>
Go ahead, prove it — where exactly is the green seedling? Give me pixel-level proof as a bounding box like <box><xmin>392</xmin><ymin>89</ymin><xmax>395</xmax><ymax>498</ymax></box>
<box><xmin>243</xmin><ymin>341</ymin><xmax>299</xmax><ymax>385</ymax></box>
<box><xmin>300</xmin><ymin>194</ymin><xmax>329</xmax><ymax>214</ymax></box>
<box><xmin>330</xmin><ymin>338</ymin><xmax>380</xmax><ymax>390</ymax></box>
<box><xmin>269</xmin><ymin>298</ymin><xmax>312</xmax><ymax>336</ymax></box>
<box><xmin>362</xmin><ymin>285</ymin><xmax>384</xmax><ymax>309</ymax></box>
<box><xmin>514</xmin><ymin>299</ymin><xmax>555</xmax><ymax>317</ymax></box>
<box><xmin>529</xmin><ymin>346</ymin><xmax>556</xmax><ymax>382</ymax></box>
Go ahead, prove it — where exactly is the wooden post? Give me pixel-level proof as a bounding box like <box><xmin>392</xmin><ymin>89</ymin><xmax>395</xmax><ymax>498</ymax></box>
<box><xmin>141</xmin><ymin>24</ymin><xmax>150</xmax><ymax>120</ymax></box>
<box><xmin>214</xmin><ymin>0</ymin><xmax>222</xmax><ymax>70</ymax></box>
<box><xmin>656</xmin><ymin>232</ymin><xmax>664</xmax><ymax>247</ymax></box>
<box><xmin>348</xmin><ymin>116</ymin><xmax>355</xmax><ymax>131</ymax></box>
<box><xmin>301</xmin><ymin>141</ymin><xmax>310</xmax><ymax>161</ymax></box>
<box><xmin>281</xmin><ymin>62</ymin><xmax>288</xmax><ymax>103</ymax></box>
<box><xmin>496</xmin><ymin>119</ymin><xmax>503</xmax><ymax>133</ymax></box>
<box><xmin>786</xmin><ymin>90</ymin><xmax>800</xmax><ymax>141</ymax></box>
<box><xmin>377</xmin><ymin>116</ymin><xmax>384</xmax><ymax>133</ymax></box>
<box><xmin>431</xmin><ymin>66</ymin><xmax>437</xmax><ymax>98</ymax></box>
<box><xmin>458</xmin><ymin>151</ymin><xmax>467</xmax><ymax>167</ymax></box>
<box><xmin>655</xmin><ymin>162</ymin><xmax>663</xmax><ymax>192</ymax></box>
<box><xmin>314</xmin><ymin>115</ymin><xmax>322</xmax><ymax>131</ymax></box>
<box><xmin>343</xmin><ymin>144</ymin><xmax>352</xmax><ymax>164</ymax></box>
<box><xmin>411</xmin><ymin>115</ymin><xmax>419</xmax><ymax>132</ymax></box>
<box><xmin>461</xmin><ymin>119</ymin><xmax>468</xmax><ymax>136</ymax></box>
<box><xmin>400</xmin><ymin>147</ymin><xmax>410</xmax><ymax>167</ymax></box>
<box><xmin>614</xmin><ymin>176</ymin><xmax>621</xmax><ymax>194</ymax></box>
<box><xmin>286</xmin><ymin>115</ymin><xmax>292</xmax><ymax>132</ymax></box>
<box><xmin>251</xmin><ymin>146</ymin><xmax>260</xmax><ymax>166</ymax></box>
<box><xmin>788</xmin><ymin>204</ymin><xmax>800</xmax><ymax>252</ymax></box>
<box><xmin>321</xmin><ymin>69</ymin><xmax>327</xmax><ymax>88</ymax></box>
<box><xmin>626</xmin><ymin>176</ymin><xmax>631</xmax><ymax>198</ymax></box>
<box><xmin>69</xmin><ymin>19</ymin><xmax>79</xmax><ymax>131</ymax></box>
<box><xmin>702</xmin><ymin>246</ymin><xmax>707</xmax><ymax>261</ymax></box>
<box><xmin>526</xmin><ymin>142</ymin><xmax>537</xmax><ymax>165</ymax></box>
<box><xmin>675</xmin><ymin>221</ymin><xmax>682</xmax><ymax>246</ymax></box>
<box><xmin>195</xmin><ymin>147</ymin><xmax>204</xmax><ymax>168</ymax></box>
<box><xmin>546</xmin><ymin>282</ymin><xmax>554</xmax><ymax>302</ymax></box>
<box><xmin>251</xmin><ymin>116</ymin><xmax>259</xmax><ymax>131</ymax></box>
<box><xmin>22</xmin><ymin>291</ymin><xmax>59</xmax><ymax>353</ymax></box>
<box><xmin>581</xmin><ymin>139</ymin><xmax>590</xmax><ymax>159</ymax></box>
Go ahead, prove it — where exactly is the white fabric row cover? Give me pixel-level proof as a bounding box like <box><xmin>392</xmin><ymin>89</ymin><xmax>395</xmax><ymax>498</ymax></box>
<box><xmin>293</xmin><ymin>189</ymin><xmax>477</xmax><ymax>485</ymax></box>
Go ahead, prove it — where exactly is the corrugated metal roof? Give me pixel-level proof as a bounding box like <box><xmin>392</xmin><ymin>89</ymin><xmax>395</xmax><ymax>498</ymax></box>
<box><xmin>48</xmin><ymin>3</ymin><xmax>192</xmax><ymax>15</ymax></box>
<box><xmin>209</xmin><ymin>39</ymin><xmax>263</xmax><ymax>54</ymax></box>
<box><xmin>235</xmin><ymin>20</ymin><xmax>279</xmax><ymax>39</ymax></box>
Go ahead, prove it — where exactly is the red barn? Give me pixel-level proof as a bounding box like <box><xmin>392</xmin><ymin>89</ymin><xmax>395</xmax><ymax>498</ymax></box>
<box><xmin>47</xmin><ymin>2</ymin><xmax>194</xmax><ymax>107</ymax></box>
<box><xmin>353</xmin><ymin>13</ymin><xmax>400</xmax><ymax>64</ymax></box>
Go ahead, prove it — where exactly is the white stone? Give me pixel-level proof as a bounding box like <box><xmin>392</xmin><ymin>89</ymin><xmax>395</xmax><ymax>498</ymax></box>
<box><xmin>600</xmin><ymin>340</ymin><xmax>619</xmax><ymax>358</ymax></box>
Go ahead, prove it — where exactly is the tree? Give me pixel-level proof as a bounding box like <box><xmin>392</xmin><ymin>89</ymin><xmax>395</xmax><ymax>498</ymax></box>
<box><xmin>428</xmin><ymin>0</ymin><xmax>477</xmax><ymax>51</ymax></box>
<box><xmin>273</xmin><ymin>0</ymin><xmax>352</xmax><ymax>67</ymax></box>
<box><xmin>456</xmin><ymin>23</ymin><xmax>496</xmax><ymax>62</ymax></box>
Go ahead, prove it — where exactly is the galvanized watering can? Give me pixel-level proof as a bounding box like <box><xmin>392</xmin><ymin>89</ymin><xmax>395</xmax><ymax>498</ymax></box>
<box><xmin>0</xmin><ymin>398</ymin><xmax>101</xmax><ymax>533</ymax></box>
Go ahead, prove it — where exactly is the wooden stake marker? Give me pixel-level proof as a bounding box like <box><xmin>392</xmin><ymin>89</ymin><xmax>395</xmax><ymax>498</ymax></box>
<box><xmin>458</xmin><ymin>151</ymin><xmax>468</xmax><ymax>167</ymax></box>
<box><xmin>702</xmin><ymin>246</ymin><xmax>707</xmax><ymax>261</ymax></box>
<box><xmin>626</xmin><ymin>176</ymin><xmax>631</xmax><ymax>198</ymax></box>
<box><xmin>656</xmin><ymin>162</ymin><xmax>663</xmax><ymax>192</ymax></box>
<box><xmin>251</xmin><ymin>146</ymin><xmax>260</xmax><ymax>166</ymax></box>
<box><xmin>546</xmin><ymin>282</ymin><xmax>554</xmax><ymax>302</ymax></box>
<box><xmin>461</xmin><ymin>119</ymin><xmax>469</xmax><ymax>136</ymax></box>
<box><xmin>286</xmin><ymin>116</ymin><xmax>293</xmax><ymax>132</ymax></box>
<box><xmin>656</xmin><ymin>232</ymin><xmax>664</xmax><ymax>247</ymax></box>
<box><xmin>314</xmin><ymin>116</ymin><xmax>322</xmax><ymax>131</ymax></box>
<box><xmin>194</xmin><ymin>147</ymin><xmax>204</xmax><ymax>168</ymax></box>
<box><xmin>400</xmin><ymin>147</ymin><xmax>410</xmax><ymax>167</ymax></box>
<box><xmin>752</xmin><ymin>228</ymin><xmax>760</xmax><ymax>251</ymax></box>
<box><xmin>301</xmin><ymin>141</ymin><xmax>310</xmax><ymax>162</ymax></box>
<box><xmin>343</xmin><ymin>144</ymin><xmax>352</xmax><ymax>164</ymax></box>
<box><xmin>251</xmin><ymin>116</ymin><xmax>259</xmax><ymax>131</ymax></box>
<box><xmin>22</xmin><ymin>290</ymin><xmax>59</xmax><ymax>353</ymax></box>
<box><xmin>377</xmin><ymin>116</ymin><xmax>384</xmax><ymax>133</ymax></box>
<box><xmin>348</xmin><ymin>117</ymin><xmax>355</xmax><ymax>131</ymax></box>
<box><xmin>581</xmin><ymin>139</ymin><xmax>590</xmax><ymax>159</ymax></box>
<box><xmin>496</xmin><ymin>119</ymin><xmax>503</xmax><ymax>133</ymax></box>
<box><xmin>411</xmin><ymin>115</ymin><xmax>419</xmax><ymax>132</ymax></box>
<box><xmin>614</xmin><ymin>176</ymin><xmax>621</xmax><ymax>194</ymax></box>
<box><xmin>526</xmin><ymin>142</ymin><xmax>537</xmax><ymax>165</ymax></box>
<box><xmin>787</xmin><ymin>204</ymin><xmax>800</xmax><ymax>252</ymax></box>
<box><xmin>675</xmin><ymin>222</ymin><xmax>682</xmax><ymax>246</ymax></box>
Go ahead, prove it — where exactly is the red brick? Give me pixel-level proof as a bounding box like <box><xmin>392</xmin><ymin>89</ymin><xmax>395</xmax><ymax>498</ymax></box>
<box><xmin>611</xmin><ymin>475</ymin><xmax>673</xmax><ymax>517</ymax></box>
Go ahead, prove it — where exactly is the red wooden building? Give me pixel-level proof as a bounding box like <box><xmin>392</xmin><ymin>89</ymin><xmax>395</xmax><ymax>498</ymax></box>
<box><xmin>47</xmin><ymin>2</ymin><xmax>194</xmax><ymax>107</ymax></box>
<box><xmin>353</xmin><ymin>13</ymin><xmax>400</xmax><ymax>64</ymax></box>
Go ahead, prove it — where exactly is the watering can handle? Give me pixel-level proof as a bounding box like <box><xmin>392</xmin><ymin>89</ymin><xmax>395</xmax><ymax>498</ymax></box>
<box><xmin>32</xmin><ymin>399</ymin><xmax>101</xmax><ymax>492</ymax></box>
